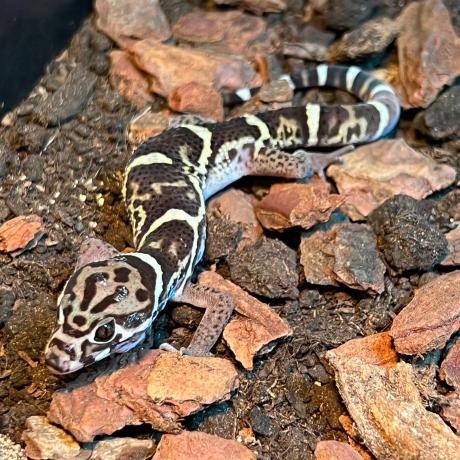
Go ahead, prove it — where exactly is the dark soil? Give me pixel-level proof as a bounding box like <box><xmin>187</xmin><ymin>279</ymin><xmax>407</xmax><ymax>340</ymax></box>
<box><xmin>0</xmin><ymin>6</ymin><xmax>458</xmax><ymax>460</ymax></box>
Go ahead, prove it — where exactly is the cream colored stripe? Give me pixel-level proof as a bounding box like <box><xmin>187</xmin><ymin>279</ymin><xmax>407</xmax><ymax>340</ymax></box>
<box><xmin>305</xmin><ymin>104</ymin><xmax>321</xmax><ymax>146</ymax></box>
<box><xmin>346</xmin><ymin>66</ymin><xmax>361</xmax><ymax>92</ymax></box>
<box><xmin>369</xmin><ymin>101</ymin><xmax>390</xmax><ymax>139</ymax></box>
<box><xmin>316</xmin><ymin>64</ymin><xmax>328</xmax><ymax>86</ymax></box>
<box><xmin>127</xmin><ymin>252</ymin><xmax>164</xmax><ymax>303</ymax></box>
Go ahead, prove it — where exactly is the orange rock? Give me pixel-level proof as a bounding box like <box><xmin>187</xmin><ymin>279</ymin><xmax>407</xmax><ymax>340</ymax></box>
<box><xmin>48</xmin><ymin>350</ymin><xmax>238</xmax><ymax>442</ymax></box>
<box><xmin>129</xmin><ymin>41</ymin><xmax>261</xmax><ymax>98</ymax></box>
<box><xmin>440</xmin><ymin>338</ymin><xmax>460</xmax><ymax>389</ymax></box>
<box><xmin>128</xmin><ymin>110</ymin><xmax>171</xmax><ymax>145</ymax></box>
<box><xmin>168</xmin><ymin>82</ymin><xmax>224</xmax><ymax>121</ymax></box>
<box><xmin>390</xmin><ymin>271</ymin><xmax>460</xmax><ymax>355</ymax></box>
<box><xmin>153</xmin><ymin>431</ymin><xmax>256</xmax><ymax>460</ymax></box>
<box><xmin>330</xmin><ymin>333</ymin><xmax>398</xmax><ymax>369</ymax></box>
<box><xmin>172</xmin><ymin>9</ymin><xmax>270</xmax><ymax>57</ymax></box>
<box><xmin>300</xmin><ymin>223</ymin><xmax>386</xmax><ymax>293</ymax></box>
<box><xmin>315</xmin><ymin>440</ymin><xmax>363</xmax><ymax>460</ymax></box>
<box><xmin>327</xmin><ymin>139</ymin><xmax>456</xmax><ymax>220</ymax></box>
<box><xmin>397</xmin><ymin>0</ymin><xmax>460</xmax><ymax>108</ymax></box>
<box><xmin>95</xmin><ymin>0</ymin><xmax>171</xmax><ymax>48</ymax></box>
<box><xmin>109</xmin><ymin>50</ymin><xmax>154</xmax><ymax>109</ymax></box>
<box><xmin>22</xmin><ymin>416</ymin><xmax>80</xmax><ymax>460</ymax></box>
<box><xmin>0</xmin><ymin>215</ymin><xmax>43</xmax><ymax>254</ymax></box>
<box><xmin>198</xmin><ymin>271</ymin><xmax>292</xmax><ymax>370</ymax></box>
<box><xmin>441</xmin><ymin>392</ymin><xmax>460</xmax><ymax>434</ymax></box>
<box><xmin>255</xmin><ymin>177</ymin><xmax>343</xmax><ymax>231</ymax></box>
<box><xmin>441</xmin><ymin>226</ymin><xmax>460</xmax><ymax>267</ymax></box>
<box><xmin>208</xmin><ymin>189</ymin><xmax>262</xmax><ymax>248</ymax></box>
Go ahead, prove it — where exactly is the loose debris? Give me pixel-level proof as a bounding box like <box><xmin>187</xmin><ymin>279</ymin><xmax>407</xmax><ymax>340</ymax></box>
<box><xmin>326</xmin><ymin>139</ymin><xmax>456</xmax><ymax>220</ymax></box>
<box><xmin>153</xmin><ymin>430</ymin><xmax>256</xmax><ymax>460</ymax></box>
<box><xmin>0</xmin><ymin>215</ymin><xmax>44</xmax><ymax>255</ymax></box>
<box><xmin>390</xmin><ymin>271</ymin><xmax>460</xmax><ymax>355</ymax></box>
<box><xmin>440</xmin><ymin>338</ymin><xmax>460</xmax><ymax>389</ymax></box>
<box><xmin>300</xmin><ymin>223</ymin><xmax>386</xmax><ymax>293</ymax></box>
<box><xmin>90</xmin><ymin>437</ymin><xmax>155</xmax><ymax>460</ymax></box>
<box><xmin>47</xmin><ymin>351</ymin><xmax>238</xmax><ymax>442</ymax></box>
<box><xmin>198</xmin><ymin>271</ymin><xmax>292</xmax><ymax>370</ymax></box>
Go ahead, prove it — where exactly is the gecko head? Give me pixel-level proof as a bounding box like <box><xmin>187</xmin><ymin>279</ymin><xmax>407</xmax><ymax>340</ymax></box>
<box><xmin>45</xmin><ymin>256</ymin><xmax>156</xmax><ymax>375</ymax></box>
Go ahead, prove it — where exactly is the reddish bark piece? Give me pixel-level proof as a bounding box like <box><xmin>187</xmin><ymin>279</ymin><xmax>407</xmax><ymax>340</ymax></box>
<box><xmin>390</xmin><ymin>271</ymin><xmax>460</xmax><ymax>355</ymax></box>
<box><xmin>22</xmin><ymin>416</ymin><xmax>80</xmax><ymax>460</ymax></box>
<box><xmin>153</xmin><ymin>431</ymin><xmax>256</xmax><ymax>460</ymax></box>
<box><xmin>440</xmin><ymin>338</ymin><xmax>460</xmax><ymax>389</ymax></box>
<box><xmin>441</xmin><ymin>392</ymin><xmax>460</xmax><ymax>434</ymax></box>
<box><xmin>128</xmin><ymin>111</ymin><xmax>171</xmax><ymax>145</ymax></box>
<box><xmin>300</xmin><ymin>223</ymin><xmax>386</xmax><ymax>293</ymax></box>
<box><xmin>0</xmin><ymin>214</ymin><xmax>44</xmax><ymax>254</ymax></box>
<box><xmin>198</xmin><ymin>271</ymin><xmax>292</xmax><ymax>370</ymax></box>
<box><xmin>109</xmin><ymin>50</ymin><xmax>154</xmax><ymax>109</ymax></box>
<box><xmin>168</xmin><ymin>82</ymin><xmax>224</xmax><ymax>121</ymax></box>
<box><xmin>339</xmin><ymin>415</ymin><xmax>373</xmax><ymax>460</ymax></box>
<box><xmin>129</xmin><ymin>41</ymin><xmax>260</xmax><ymax>98</ymax></box>
<box><xmin>315</xmin><ymin>440</ymin><xmax>363</xmax><ymax>460</ymax></box>
<box><xmin>396</xmin><ymin>0</ymin><xmax>460</xmax><ymax>108</ymax></box>
<box><xmin>91</xmin><ymin>437</ymin><xmax>155</xmax><ymax>460</ymax></box>
<box><xmin>146</xmin><ymin>352</ymin><xmax>238</xmax><ymax>404</ymax></box>
<box><xmin>441</xmin><ymin>226</ymin><xmax>460</xmax><ymax>267</ymax></box>
<box><xmin>326</xmin><ymin>354</ymin><xmax>460</xmax><ymax>459</ymax></box>
<box><xmin>172</xmin><ymin>10</ymin><xmax>269</xmax><ymax>57</ymax></box>
<box><xmin>255</xmin><ymin>178</ymin><xmax>344</xmax><ymax>231</ymax></box>
<box><xmin>214</xmin><ymin>0</ymin><xmax>286</xmax><ymax>13</ymax></box>
<box><xmin>330</xmin><ymin>333</ymin><xmax>397</xmax><ymax>369</ymax></box>
<box><xmin>327</xmin><ymin>139</ymin><xmax>456</xmax><ymax>220</ymax></box>
<box><xmin>48</xmin><ymin>350</ymin><xmax>238</xmax><ymax>442</ymax></box>
<box><xmin>258</xmin><ymin>80</ymin><xmax>293</xmax><ymax>103</ymax></box>
<box><xmin>95</xmin><ymin>0</ymin><xmax>171</xmax><ymax>48</ymax></box>
<box><xmin>208</xmin><ymin>189</ymin><xmax>262</xmax><ymax>248</ymax></box>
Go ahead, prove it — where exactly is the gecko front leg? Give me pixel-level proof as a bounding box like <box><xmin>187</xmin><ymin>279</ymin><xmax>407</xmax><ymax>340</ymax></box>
<box><xmin>160</xmin><ymin>283</ymin><xmax>234</xmax><ymax>357</ymax></box>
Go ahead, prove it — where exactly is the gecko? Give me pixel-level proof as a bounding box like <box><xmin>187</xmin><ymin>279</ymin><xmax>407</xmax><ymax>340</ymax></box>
<box><xmin>44</xmin><ymin>64</ymin><xmax>400</xmax><ymax>374</ymax></box>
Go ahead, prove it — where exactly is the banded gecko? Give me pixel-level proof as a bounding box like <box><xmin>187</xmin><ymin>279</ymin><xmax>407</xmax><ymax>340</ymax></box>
<box><xmin>45</xmin><ymin>65</ymin><xmax>400</xmax><ymax>374</ymax></box>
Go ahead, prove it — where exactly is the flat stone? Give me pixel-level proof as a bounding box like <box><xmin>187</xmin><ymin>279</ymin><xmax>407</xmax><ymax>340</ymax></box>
<box><xmin>228</xmin><ymin>237</ymin><xmax>299</xmax><ymax>299</ymax></box>
<box><xmin>109</xmin><ymin>50</ymin><xmax>154</xmax><ymax>109</ymax></box>
<box><xmin>48</xmin><ymin>350</ymin><xmax>238</xmax><ymax>442</ymax></box>
<box><xmin>441</xmin><ymin>392</ymin><xmax>460</xmax><ymax>434</ymax></box>
<box><xmin>390</xmin><ymin>271</ymin><xmax>460</xmax><ymax>355</ymax></box>
<box><xmin>95</xmin><ymin>0</ymin><xmax>171</xmax><ymax>48</ymax></box>
<box><xmin>22</xmin><ymin>416</ymin><xmax>80</xmax><ymax>460</ymax></box>
<box><xmin>198</xmin><ymin>271</ymin><xmax>292</xmax><ymax>370</ymax></box>
<box><xmin>152</xmin><ymin>431</ymin><xmax>256</xmax><ymax>460</ymax></box>
<box><xmin>207</xmin><ymin>189</ymin><xmax>262</xmax><ymax>249</ymax></box>
<box><xmin>255</xmin><ymin>177</ymin><xmax>343</xmax><ymax>231</ymax></box>
<box><xmin>368</xmin><ymin>194</ymin><xmax>448</xmax><ymax>272</ymax></box>
<box><xmin>315</xmin><ymin>440</ymin><xmax>363</xmax><ymax>460</ymax></box>
<box><xmin>326</xmin><ymin>355</ymin><xmax>460</xmax><ymax>459</ymax></box>
<box><xmin>283</xmin><ymin>24</ymin><xmax>335</xmax><ymax>61</ymax></box>
<box><xmin>441</xmin><ymin>226</ymin><xmax>460</xmax><ymax>267</ymax></box>
<box><xmin>258</xmin><ymin>80</ymin><xmax>293</xmax><ymax>103</ymax></box>
<box><xmin>129</xmin><ymin>41</ymin><xmax>260</xmax><ymax>98</ymax></box>
<box><xmin>440</xmin><ymin>338</ymin><xmax>460</xmax><ymax>389</ymax></box>
<box><xmin>0</xmin><ymin>215</ymin><xmax>44</xmax><ymax>255</ymax></box>
<box><xmin>168</xmin><ymin>82</ymin><xmax>224</xmax><ymax>121</ymax></box>
<box><xmin>327</xmin><ymin>17</ymin><xmax>399</xmax><ymax>61</ymax></box>
<box><xmin>330</xmin><ymin>333</ymin><xmax>398</xmax><ymax>369</ymax></box>
<box><xmin>327</xmin><ymin>139</ymin><xmax>456</xmax><ymax>220</ymax></box>
<box><xmin>300</xmin><ymin>223</ymin><xmax>386</xmax><ymax>294</ymax></box>
<box><xmin>91</xmin><ymin>437</ymin><xmax>155</xmax><ymax>460</ymax></box>
<box><xmin>396</xmin><ymin>0</ymin><xmax>460</xmax><ymax>108</ymax></box>
<box><xmin>172</xmin><ymin>9</ymin><xmax>270</xmax><ymax>57</ymax></box>
<box><xmin>128</xmin><ymin>111</ymin><xmax>171</xmax><ymax>145</ymax></box>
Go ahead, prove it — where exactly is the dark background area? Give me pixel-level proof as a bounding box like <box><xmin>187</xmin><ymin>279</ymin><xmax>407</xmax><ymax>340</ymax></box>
<box><xmin>0</xmin><ymin>0</ymin><xmax>92</xmax><ymax>116</ymax></box>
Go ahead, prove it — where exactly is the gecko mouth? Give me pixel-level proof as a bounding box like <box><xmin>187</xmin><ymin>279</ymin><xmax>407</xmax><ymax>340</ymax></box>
<box><xmin>112</xmin><ymin>331</ymin><xmax>146</xmax><ymax>354</ymax></box>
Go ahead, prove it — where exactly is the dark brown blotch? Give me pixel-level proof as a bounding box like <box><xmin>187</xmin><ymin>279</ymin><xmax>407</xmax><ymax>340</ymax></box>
<box><xmin>136</xmin><ymin>289</ymin><xmax>149</xmax><ymax>302</ymax></box>
<box><xmin>114</xmin><ymin>267</ymin><xmax>131</xmax><ymax>283</ymax></box>
<box><xmin>73</xmin><ymin>315</ymin><xmax>87</xmax><ymax>326</ymax></box>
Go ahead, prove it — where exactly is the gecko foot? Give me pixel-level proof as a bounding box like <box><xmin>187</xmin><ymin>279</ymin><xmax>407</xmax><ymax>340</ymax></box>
<box><xmin>159</xmin><ymin>342</ymin><xmax>213</xmax><ymax>357</ymax></box>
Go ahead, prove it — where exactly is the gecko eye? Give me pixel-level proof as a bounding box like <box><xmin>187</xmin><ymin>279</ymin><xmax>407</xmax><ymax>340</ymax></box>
<box><xmin>94</xmin><ymin>319</ymin><xmax>115</xmax><ymax>342</ymax></box>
